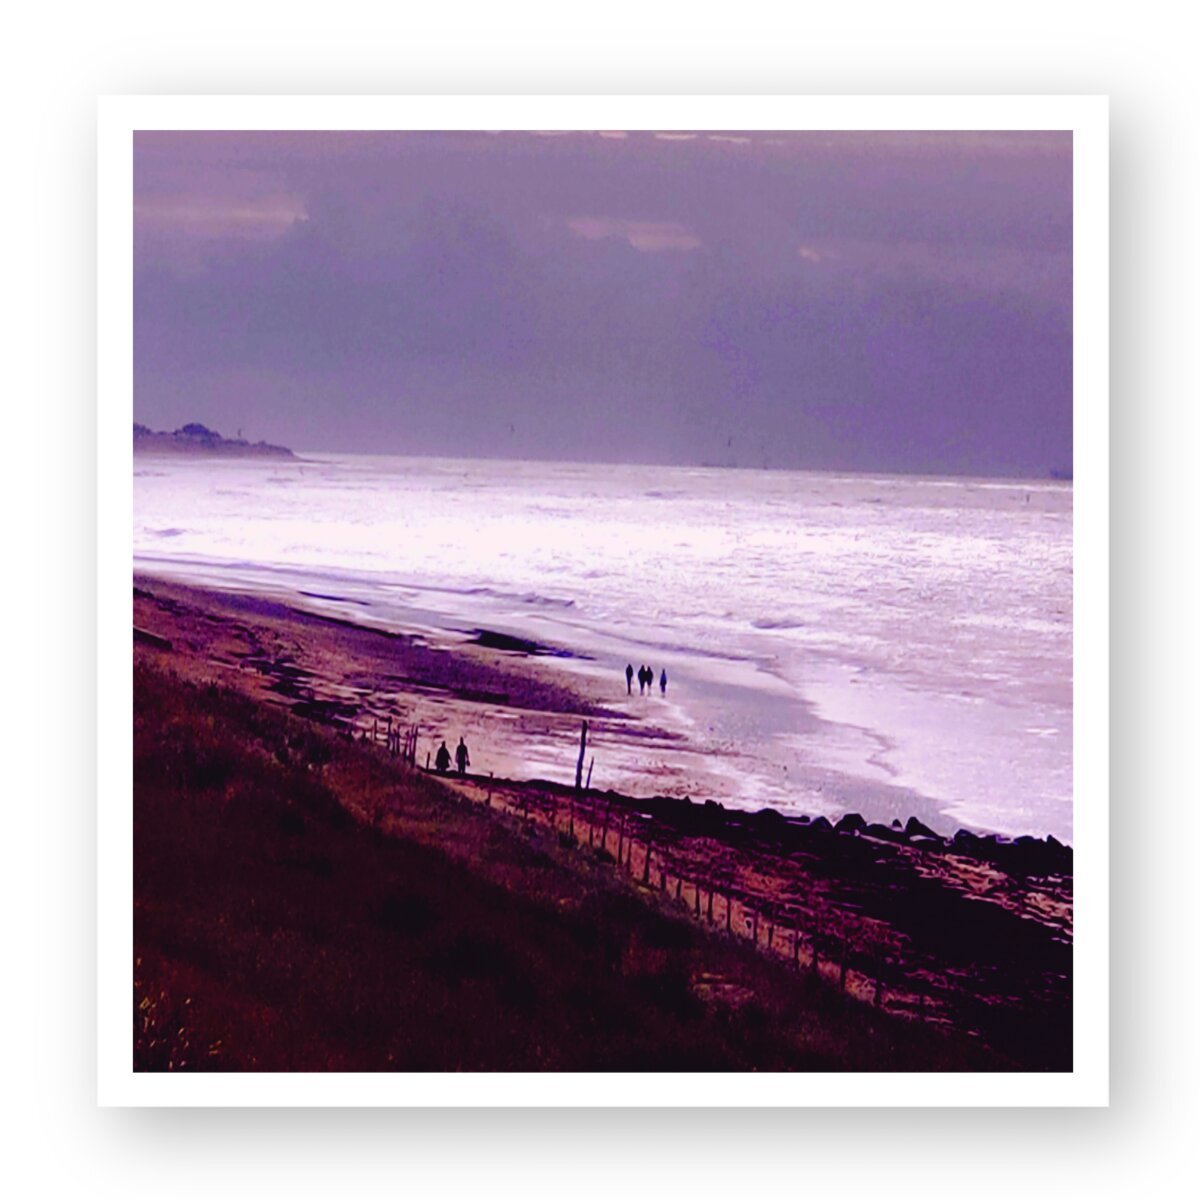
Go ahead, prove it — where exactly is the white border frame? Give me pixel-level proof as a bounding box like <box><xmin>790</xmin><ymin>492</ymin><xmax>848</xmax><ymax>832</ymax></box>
<box><xmin>99</xmin><ymin>95</ymin><xmax>1108</xmax><ymax>1107</ymax></box>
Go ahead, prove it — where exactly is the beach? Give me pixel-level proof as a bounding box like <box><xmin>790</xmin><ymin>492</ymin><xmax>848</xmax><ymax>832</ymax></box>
<box><xmin>135</xmin><ymin>453</ymin><xmax>1074</xmax><ymax>841</ymax></box>
<box><xmin>133</xmin><ymin>575</ymin><xmax>1072</xmax><ymax>1070</ymax></box>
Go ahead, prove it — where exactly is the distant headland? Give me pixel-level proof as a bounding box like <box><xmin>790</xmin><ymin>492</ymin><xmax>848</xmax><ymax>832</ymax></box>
<box><xmin>133</xmin><ymin>422</ymin><xmax>296</xmax><ymax>460</ymax></box>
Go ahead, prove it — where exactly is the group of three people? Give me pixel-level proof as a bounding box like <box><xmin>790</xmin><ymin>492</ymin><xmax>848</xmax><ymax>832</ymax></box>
<box><xmin>626</xmin><ymin>662</ymin><xmax>667</xmax><ymax>696</ymax></box>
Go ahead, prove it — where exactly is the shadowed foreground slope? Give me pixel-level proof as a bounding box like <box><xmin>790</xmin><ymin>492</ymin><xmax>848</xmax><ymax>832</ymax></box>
<box><xmin>134</xmin><ymin>663</ymin><xmax>1011</xmax><ymax>1072</ymax></box>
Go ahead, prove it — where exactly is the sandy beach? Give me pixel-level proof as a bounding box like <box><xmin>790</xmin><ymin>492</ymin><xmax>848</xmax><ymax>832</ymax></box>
<box><xmin>133</xmin><ymin>575</ymin><xmax>1072</xmax><ymax>1069</ymax></box>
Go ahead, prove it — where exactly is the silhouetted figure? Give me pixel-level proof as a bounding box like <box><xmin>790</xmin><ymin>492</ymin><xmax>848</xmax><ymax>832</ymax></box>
<box><xmin>638</xmin><ymin>665</ymin><xmax>647</xmax><ymax>695</ymax></box>
<box><xmin>660</xmin><ymin>668</ymin><xmax>668</xmax><ymax>695</ymax></box>
<box><xmin>435</xmin><ymin>740</ymin><xmax>451</xmax><ymax>774</ymax></box>
<box><xmin>455</xmin><ymin>736</ymin><xmax>470</xmax><ymax>776</ymax></box>
<box><xmin>625</xmin><ymin>663</ymin><xmax>634</xmax><ymax>695</ymax></box>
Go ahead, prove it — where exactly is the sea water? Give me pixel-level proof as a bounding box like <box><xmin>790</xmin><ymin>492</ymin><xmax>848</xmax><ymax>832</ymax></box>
<box><xmin>133</xmin><ymin>454</ymin><xmax>1073</xmax><ymax>841</ymax></box>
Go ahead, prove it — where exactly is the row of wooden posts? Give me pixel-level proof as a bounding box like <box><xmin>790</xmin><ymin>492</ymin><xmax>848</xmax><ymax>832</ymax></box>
<box><xmin>363</xmin><ymin>712</ymin><xmax>933</xmax><ymax>1026</ymax></box>
<box><xmin>561</xmin><ymin>719</ymin><xmax>901</xmax><ymax>1011</ymax></box>
<box><xmin>486</xmin><ymin>778</ymin><xmax>925</xmax><ymax>1022</ymax></box>
<box><xmin>573</xmin><ymin>798</ymin><xmax>899</xmax><ymax>1014</ymax></box>
<box><xmin>367</xmin><ymin>715</ymin><xmax>422</xmax><ymax>768</ymax></box>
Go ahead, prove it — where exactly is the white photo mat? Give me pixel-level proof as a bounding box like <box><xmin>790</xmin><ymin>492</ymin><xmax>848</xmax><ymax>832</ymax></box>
<box><xmin>99</xmin><ymin>94</ymin><xmax>1108</xmax><ymax>1107</ymax></box>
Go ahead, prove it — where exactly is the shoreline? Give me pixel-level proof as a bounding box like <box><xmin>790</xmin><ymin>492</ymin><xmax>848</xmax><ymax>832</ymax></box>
<box><xmin>133</xmin><ymin>571</ymin><xmax>1072</xmax><ymax>852</ymax></box>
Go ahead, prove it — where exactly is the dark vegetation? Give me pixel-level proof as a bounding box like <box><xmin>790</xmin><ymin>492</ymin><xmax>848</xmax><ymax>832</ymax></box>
<box><xmin>134</xmin><ymin>662</ymin><xmax>1014</xmax><ymax>1072</ymax></box>
<box><xmin>133</xmin><ymin>422</ymin><xmax>294</xmax><ymax>459</ymax></box>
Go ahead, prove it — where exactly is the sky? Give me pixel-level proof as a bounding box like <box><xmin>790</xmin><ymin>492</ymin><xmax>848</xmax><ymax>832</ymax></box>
<box><xmin>134</xmin><ymin>130</ymin><xmax>1072</xmax><ymax>477</ymax></box>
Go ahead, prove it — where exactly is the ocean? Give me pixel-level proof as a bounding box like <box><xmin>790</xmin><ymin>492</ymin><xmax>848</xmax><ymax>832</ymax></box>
<box><xmin>133</xmin><ymin>453</ymin><xmax>1073</xmax><ymax>842</ymax></box>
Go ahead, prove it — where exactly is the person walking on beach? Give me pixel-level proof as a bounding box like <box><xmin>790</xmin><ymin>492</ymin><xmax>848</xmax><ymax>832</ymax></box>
<box><xmin>638</xmin><ymin>665</ymin><xmax>648</xmax><ymax>695</ymax></box>
<box><xmin>435</xmin><ymin>740</ymin><xmax>451</xmax><ymax>774</ymax></box>
<box><xmin>455</xmin><ymin>736</ymin><xmax>470</xmax><ymax>776</ymax></box>
<box><xmin>659</xmin><ymin>668</ymin><xmax>668</xmax><ymax>695</ymax></box>
<box><xmin>625</xmin><ymin>663</ymin><xmax>634</xmax><ymax>695</ymax></box>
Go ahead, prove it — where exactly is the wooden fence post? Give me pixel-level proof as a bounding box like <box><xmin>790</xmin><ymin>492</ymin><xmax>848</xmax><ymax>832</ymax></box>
<box><xmin>706</xmin><ymin>888</ymin><xmax>714</xmax><ymax>923</ymax></box>
<box><xmin>575</xmin><ymin>720</ymin><xmax>588</xmax><ymax>791</ymax></box>
<box><xmin>725</xmin><ymin>894</ymin><xmax>732</xmax><ymax>933</ymax></box>
<box><xmin>600</xmin><ymin>804</ymin><xmax>611</xmax><ymax>855</ymax></box>
<box><xmin>750</xmin><ymin>910</ymin><xmax>758</xmax><ymax>946</ymax></box>
<box><xmin>642</xmin><ymin>843</ymin><xmax>651</xmax><ymax>885</ymax></box>
<box><xmin>487</xmin><ymin>770</ymin><xmax>493</xmax><ymax>807</ymax></box>
<box><xmin>585</xmin><ymin>757</ymin><xmax>594</xmax><ymax>790</ymax></box>
<box><xmin>616</xmin><ymin>814</ymin><xmax>626</xmax><ymax>865</ymax></box>
<box><xmin>694</xmin><ymin>883</ymin><xmax>701</xmax><ymax>918</ymax></box>
<box><xmin>766</xmin><ymin>920</ymin><xmax>774</xmax><ymax>953</ymax></box>
<box><xmin>793</xmin><ymin>925</ymin><xmax>801</xmax><ymax>969</ymax></box>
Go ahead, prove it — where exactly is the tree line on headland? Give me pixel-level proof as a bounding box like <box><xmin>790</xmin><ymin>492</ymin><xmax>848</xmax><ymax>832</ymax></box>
<box><xmin>133</xmin><ymin>422</ymin><xmax>295</xmax><ymax>459</ymax></box>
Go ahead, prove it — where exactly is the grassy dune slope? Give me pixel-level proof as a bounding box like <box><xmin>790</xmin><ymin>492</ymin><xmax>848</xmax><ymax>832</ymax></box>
<box><xmin>134</xmin><ymin>662</ymin><xmax>1009</xmax><ymax>1072</ymax></box>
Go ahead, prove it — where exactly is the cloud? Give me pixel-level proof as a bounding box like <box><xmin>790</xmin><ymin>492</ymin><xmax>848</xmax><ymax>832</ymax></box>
<box><xmin>134</xmin><ymin>194</ymin><xmax>307</xmax><ymax>240</ymax></box>
<box><xmin>790</xmin><ymin>235</ymin><xmax>1069</xmax><ymax>309</ymax></box>
<box><xmin>565</xmin><ymin>216</ymin><xmax>702</xmax><ymax>252</ymax></box>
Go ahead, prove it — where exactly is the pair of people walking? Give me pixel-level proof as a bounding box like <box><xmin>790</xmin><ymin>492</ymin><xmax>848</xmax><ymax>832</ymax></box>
<box><xmin>626</xmin><ymin>663</ymin><xmax>667</xmax><ymax>696</ymax></box>
<box><xmin>435</xmin><ymin>736</ymin><xmax>470</xmax><ymax>775</ymax></box>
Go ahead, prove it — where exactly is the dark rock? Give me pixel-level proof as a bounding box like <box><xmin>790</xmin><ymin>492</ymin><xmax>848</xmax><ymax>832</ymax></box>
<box><xmin>904</xmin><ymin>816</ymin><xmax>939</xmax><ymax>840</ymax></box>
<box><xmin>948</xmin><ymin>828</ymin><xmax>1071</xmax><ymax>876</ymax></box>
<box><xmin>808</xmin><ymin>815</ymin><xmax>833</xmax><ymax>832</ymax></box>
<box><xmin>834</xmin><ymin>812</ymin><xmax>866</xmax><ymax>834</ymax></box>
<box><xmin>753</xmin><ymin>807</ymin><xmax>788</xmax><ymax>830</ymax></box>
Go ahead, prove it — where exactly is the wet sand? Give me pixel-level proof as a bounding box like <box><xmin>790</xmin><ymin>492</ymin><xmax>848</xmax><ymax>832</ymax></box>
<box><xmin>134</xmin><ymin>573</ymin><xmax>710</xmax><ymax>798</ymax></box>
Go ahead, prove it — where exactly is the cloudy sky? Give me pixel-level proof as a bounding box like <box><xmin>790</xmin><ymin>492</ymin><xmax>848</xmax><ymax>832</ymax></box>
<box><xmin>134</xmin><ymin>129</ymin><xmax>1072</xmax><ymax>476</ymax></box>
